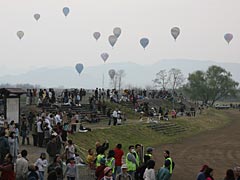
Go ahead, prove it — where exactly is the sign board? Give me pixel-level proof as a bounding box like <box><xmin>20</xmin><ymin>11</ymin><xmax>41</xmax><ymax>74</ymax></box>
<box><xmin>6</xmin><ymin>98</ymin><xmax>19</xmax><ymax>123</ymax></box>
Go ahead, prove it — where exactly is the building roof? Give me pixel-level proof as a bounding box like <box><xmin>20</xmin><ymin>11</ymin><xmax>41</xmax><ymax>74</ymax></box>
<box><xmin>0</xmin><ymin>88</ymin><xmax>26</xmax><ymax>95</ymax></box>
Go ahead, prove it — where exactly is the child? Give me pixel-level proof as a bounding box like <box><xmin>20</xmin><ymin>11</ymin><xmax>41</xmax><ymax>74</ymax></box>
<box><xmin>35</xmin><ymin>152</ymin><xmax>48</xmax><ymax>180</ymax></box>
<box><xmin>87</xmin><ymin>149</ymin><xmax>96</xmax><ymax>170</ymax></box>
<box><xmin>64</xmin><ymin>157</ymin><xmax>77</xmax><ymax>180</ymax></box>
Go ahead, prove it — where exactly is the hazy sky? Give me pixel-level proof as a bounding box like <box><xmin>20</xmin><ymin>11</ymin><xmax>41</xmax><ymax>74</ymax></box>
<box><xmin>0</xmin><ymin>0</ymin><xmax>240</xmax><ymax>75</ymax></box>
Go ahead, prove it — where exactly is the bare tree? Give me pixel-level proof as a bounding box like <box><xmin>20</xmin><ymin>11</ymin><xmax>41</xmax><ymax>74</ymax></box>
<box><xmin>117</xmin><ymin>70</ymin><xmax>125</xmax><ymax>91</ymax></box>
<box><xmin>168</xmin><ymin>68</ymin><xmax>185</xmax><ymax>91</ymax></box>
<box><xmin>153</xmin><ymin>69</ymin><xmax>168</xmax><ymax>90</ymax></box>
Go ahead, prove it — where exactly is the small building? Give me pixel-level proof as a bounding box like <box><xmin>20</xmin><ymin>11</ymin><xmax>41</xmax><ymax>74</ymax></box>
<box><xmin>0</xmin><ymin>88</ymin><xmax>26</xmax><ymax>124</ymax></box>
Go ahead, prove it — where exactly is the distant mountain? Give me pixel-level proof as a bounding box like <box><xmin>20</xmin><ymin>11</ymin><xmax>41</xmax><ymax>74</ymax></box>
<box><xmin>0</xmin><ymin>59</ymin><xmax>239</xmax><ymax>89</ymax></box>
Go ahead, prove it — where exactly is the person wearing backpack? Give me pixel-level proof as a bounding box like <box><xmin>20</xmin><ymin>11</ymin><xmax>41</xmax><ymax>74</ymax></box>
<box><xmin>116</xmin><ymin>164</ymin><xmax>132</xmax><ymax>180</ymax></box>
<box><xmin>27</xmin><ymin>164</ymin><xmax>39</xmax><ymax>180</ymax></box>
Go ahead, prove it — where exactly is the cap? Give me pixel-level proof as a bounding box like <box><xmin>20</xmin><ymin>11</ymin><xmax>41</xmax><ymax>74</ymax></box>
<box><xmin>146</xmin><ymin>147</ymin><xmax>154</xmax><ymax>152</ymax></box>
<box><xmin>121</xmin><ymin>164</ymin><xmax>128</xmax><ymax>169</ymax></box>
<box><xmin>104</xmin><ymin>167</ymin><xmax>112</xmax><ymax>175</ymax></box>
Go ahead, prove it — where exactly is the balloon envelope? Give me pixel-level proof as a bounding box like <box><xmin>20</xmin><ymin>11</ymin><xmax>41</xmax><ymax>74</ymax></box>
<box><xmin>17</xmin><ymin>31</ymin><xmax>24</xmax><ymax>40</ymax></box>
<box><xmin>101</xmin><ymin>53</ymin><xmax>109</xmax><ymax>62</ymax></box>
<box><xmin>171</xmin><ymin>27</ymin><xmax>180</xmax><ymax>40</ymax></box>
<box><xmin>75</xmin><ymin>63</ymin><xmax>84</xmax><ymax>74</ymax></box>
<box><xmin>63</xmin><ymin>7</ymin><xmax>70</xmax><ymax>17</ymax></box>
<box><xmin>34</xmin><ymin>14</ymin><xmax>40</xmax><ymax>21</ymax></box>
<box><xmin>108</xmin><ymin>35</ymin><xmax>117</xmax><ymax>47</ymax></box>
<box><xmin>140</xmin><ymin>38</ymin><xmax>149</xmax><ymax>49</ymax></box>
<box><xmin>93</xmin><ymin>32</ymin><xmax>101</xmax><ymax>41</ymax></box>
<box><xmin>108</xmin><ymin>69</ymin><xmax>116</xmax><ymax>79</ymax></box>
<box><xmin>224</xmin><ymin>33</ymin><xmax>233</xmax><ymax>44</ymax></box>
<box><xmin>113</xmin><ymin>27</ymin><xmax>121</xmax><ymax>38</ymax></box>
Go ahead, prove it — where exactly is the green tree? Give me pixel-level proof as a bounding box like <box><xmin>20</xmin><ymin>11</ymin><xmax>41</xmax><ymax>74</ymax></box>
<box><xmin>184</xmin><ymin>65</ymin><xmax>239</xmax><ymax>105</ymax></box>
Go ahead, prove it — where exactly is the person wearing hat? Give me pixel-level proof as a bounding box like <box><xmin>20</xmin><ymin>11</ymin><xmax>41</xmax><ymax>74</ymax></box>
<box><xmin>144</xmin><ymin>147</ymin><xmax>154</xmax><ymax>163</ymax></box>
<box><xmin>116</xmin><ymin>164</ymin><xmax>132</xmax><ymax>180</ymax></box>
<box><xmin>95</xmin><ymin>158</ymin><xmax>107</xmax><ymax>180</ymax></box>
<box><xmin>102</xmin><ymin>167</ymin><xmax>113</xmax><ymax>180</ymax></box>
<box><xmin>156</xmin><ymin>160</ymin><xmax>171</xmax><ymax>180</ymax></box>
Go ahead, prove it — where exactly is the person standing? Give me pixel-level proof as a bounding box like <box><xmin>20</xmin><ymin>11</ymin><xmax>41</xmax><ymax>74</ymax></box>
<box><xmin>20</xmin><ymin>120</ymin><xmax>30</xmax><ymax>145</ymax></box>
<box><xmin>37</xmin><ymin>118</ymin><xmax>44</xmax><ymax>147</ymax></box>
<box><xmin>46</xmin><ymin>134</ymin><xmax>58</xmax><ymax>164</ymax></box>
<box><xmin>156</xmin><ymin>160</ymin><xmax>171</xmax><ymax>180</ymax></box>
<box><xmin>143</xmin><ymin>160</ymin><xmax>155</xmax><ymax>180</ymax></box>
<box><xmin>0</xmin><ymin>153</ymin><xmax>15</xmax><ymax>180</ymax></box>
<box><xmin>112</xmin><ymin>109</ymin><xmax>118</xmax><ymax>126</ymax></box>
<box><xmin>16</xmin><ymin>150</ymin><xmax>28</xmax><ymax>180</ymax></box>
<box><xmin>0</xmin><ymin>131</ymin><xmax>10</xmax><ymax>164</ymax></box>
<box><xmin>126</xmin><ymin>145</ymin><xmax>137</xmax><ymax>179</ymax></box>
<box><xmin>35</xmin><ymin>152</ymin><xmax>48</xmax><ymax>180</ymax></box>
<box><xmin>196</xmin><ymin>165</ymin><xmax>208</xmax><ymax>180</ymax></box>
<box><xmin>204</xmin><ymin>167</ymin><xmax>214</xmax><ymax>180</ymax></box>
<box><xmin>114</xmin><ymin>144</ymin><xmax>124</xmax><ymax>175</ymax></box>
<box><xmin>163</xmin><ymin>150</ymin><xmax>174</xmax><ymax>176</ymax></box>
<box><xmin>116</xmin><ymin>164</ymin><xmax>132</xmax><ymax>180</ymax></box>
<box><xmin>8</xmin><ymin>132</ymin><xmax>18</xmax><ymax>163</ymax></box>
<box><xmin>64</xmin><ymin>157</ymin><xmax>77</xmax><ymax>180</ymax></box>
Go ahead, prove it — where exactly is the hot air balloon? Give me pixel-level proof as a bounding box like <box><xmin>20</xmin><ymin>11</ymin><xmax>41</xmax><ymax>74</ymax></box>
<box><xmin>34</xmin><ymin>14</ymin><xmax>40</xmax><ymax>21</ymax></box>
<box><xmin>93</xmin><ymin>32</ymin><xmax>101</xmax><ymax>41</ymax></box>
<box><xmin>171</xmin><ymin>27</ymin><xmax>180</xmax><ymax>41</ymax></box>
<box><xmin>101</xmin><ymin>53</ymin><xmax>109</xmax><ymax>62</ymax></box>
<box><xmin>140</xmin><ymin>38</ymin><xmax>149</xmax><ymax>49</ymax></box>
<box><xmin>113</xmin><ymin>27</ymin><xmax>121</xmax><ymax>38</ymax></box>
<box><xmin>224</xmin><ymin>33</ymin><xmax>233</xmax><ymax>44</ymax></box>
<box><xmin>109</xmin><ymin>35</ymin><xmax>117</xmax><ymax>47</ymax></box>
<box><xmin>108</xmin><ymin>69</ymin><xmax>116</xmax><ymax>79</ymax></box>
<box><xmin>75</xmin><ymin>63</ymin><xmax>84</xmax><ymax>75</ymax></box>
<box><xmin>17</xmin><ymin>31</ymin><xmax>24</xmax><ymax>40</ymax></box>
<box><xmin>63</xmin><ymin>7</ymin><xmax>70</xmax><ymax>17</ymax></box>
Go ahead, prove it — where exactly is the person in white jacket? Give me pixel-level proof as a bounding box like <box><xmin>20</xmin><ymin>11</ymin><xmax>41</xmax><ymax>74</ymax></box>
<box><xmin>35</xmin><ymin>152</ymin><xmax>48</xmax><ymax>180</ymax></box>
<box><xmin>143</xmin><ymin>160</ymin><xmax>156</xmax><ymax>180</ymax></box>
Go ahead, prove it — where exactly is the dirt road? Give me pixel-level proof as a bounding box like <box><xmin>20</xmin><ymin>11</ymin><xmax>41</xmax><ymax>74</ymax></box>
<box><xmin>154</xmin><ymin>110</ymin><xmax>240</xmax><ymax>180</ymax></box>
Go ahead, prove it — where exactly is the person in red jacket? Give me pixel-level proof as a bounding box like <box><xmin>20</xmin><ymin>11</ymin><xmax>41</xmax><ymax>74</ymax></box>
<box><xmin>114</xmin><ymin>143</ymin><xmax>124</xmax><ymax>175</ymax></box>
<box><xmin>0</xmin><ymin>153</ymin><xmax>15</xmax><ymax>180</ymax></box>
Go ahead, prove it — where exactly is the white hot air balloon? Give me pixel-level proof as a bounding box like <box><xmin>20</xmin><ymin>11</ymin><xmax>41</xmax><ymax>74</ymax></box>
<box><xmin>93</xmin><ymin>32</ymin><xmax>101</xmax><ymax>41</ymax></box>
<box><xmin>108</xmin><ymin>69</ymin><xmax>116</xmax><ymax>79</ymax></box>
<box><xmin>171</xmin><ymin>27</ymin><xmax>180</xmax><ymax>41</ymax></box>
<box><xmin>140</xmin><ymin>38</ymin><xmax>149</xmax><ymax>50</ymax></box>
<box><xmin>63</xmin><ymin>7</ymin><xmax>70</xmax><ymax>17</ymax></box>
<box><xmin>108</xmin><ymin>35</ymin><xmax>117</xmax><ymax>48</ymax></box>
<box><xmin>113</xmin><ymin>27</ymin><xmax>121</xmax><ymax>38</ymax></box>
<box><xmin>17</xmin><ymin>31</ymin><xmax>24</xmax><ymax>40</ymax></box>
<box><xmin>101</xmin><ymin>53</ymin><xmax>109</xmax><ymax>62</ymax></box>
<box><xmin>34</xmin><ymin>13</ymin><xmax>40</xmax><ymax>21</ymax></box>
<box><xmin>224</xmin><ymin>33</ymin><xmax>233</xmax><ymax>44</ymax></box>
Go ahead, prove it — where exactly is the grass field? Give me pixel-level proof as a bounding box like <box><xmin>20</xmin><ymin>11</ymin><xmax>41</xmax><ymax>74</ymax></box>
<box><xmin>70</xmin><ymin>108</ymin><xmax>232</xmax><ymax>160</ymax></box>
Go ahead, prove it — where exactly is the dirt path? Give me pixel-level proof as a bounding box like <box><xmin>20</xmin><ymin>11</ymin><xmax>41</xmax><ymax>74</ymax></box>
<box><xmin>20</xmin><ymin>110</ymin><xmax>240</xmax><ymax>180</ymax></box>
<box><xmin>154</xmin><ymin>110</ymin><xmax>240</xmax><ymax>180</ymax></box>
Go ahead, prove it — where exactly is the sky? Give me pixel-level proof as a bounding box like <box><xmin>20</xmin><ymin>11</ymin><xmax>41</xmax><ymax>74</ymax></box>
<box><xmin>0</xmin><ymin>0</ymin><xmax>240</xmax><ymax>75</ymax></box>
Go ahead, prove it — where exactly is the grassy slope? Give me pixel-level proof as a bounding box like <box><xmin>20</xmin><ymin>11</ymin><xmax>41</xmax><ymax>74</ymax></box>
<box><xmin>70</xmin><ymin>108</ymin><xmax>232</xmax><ymax>160</ymax></box>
